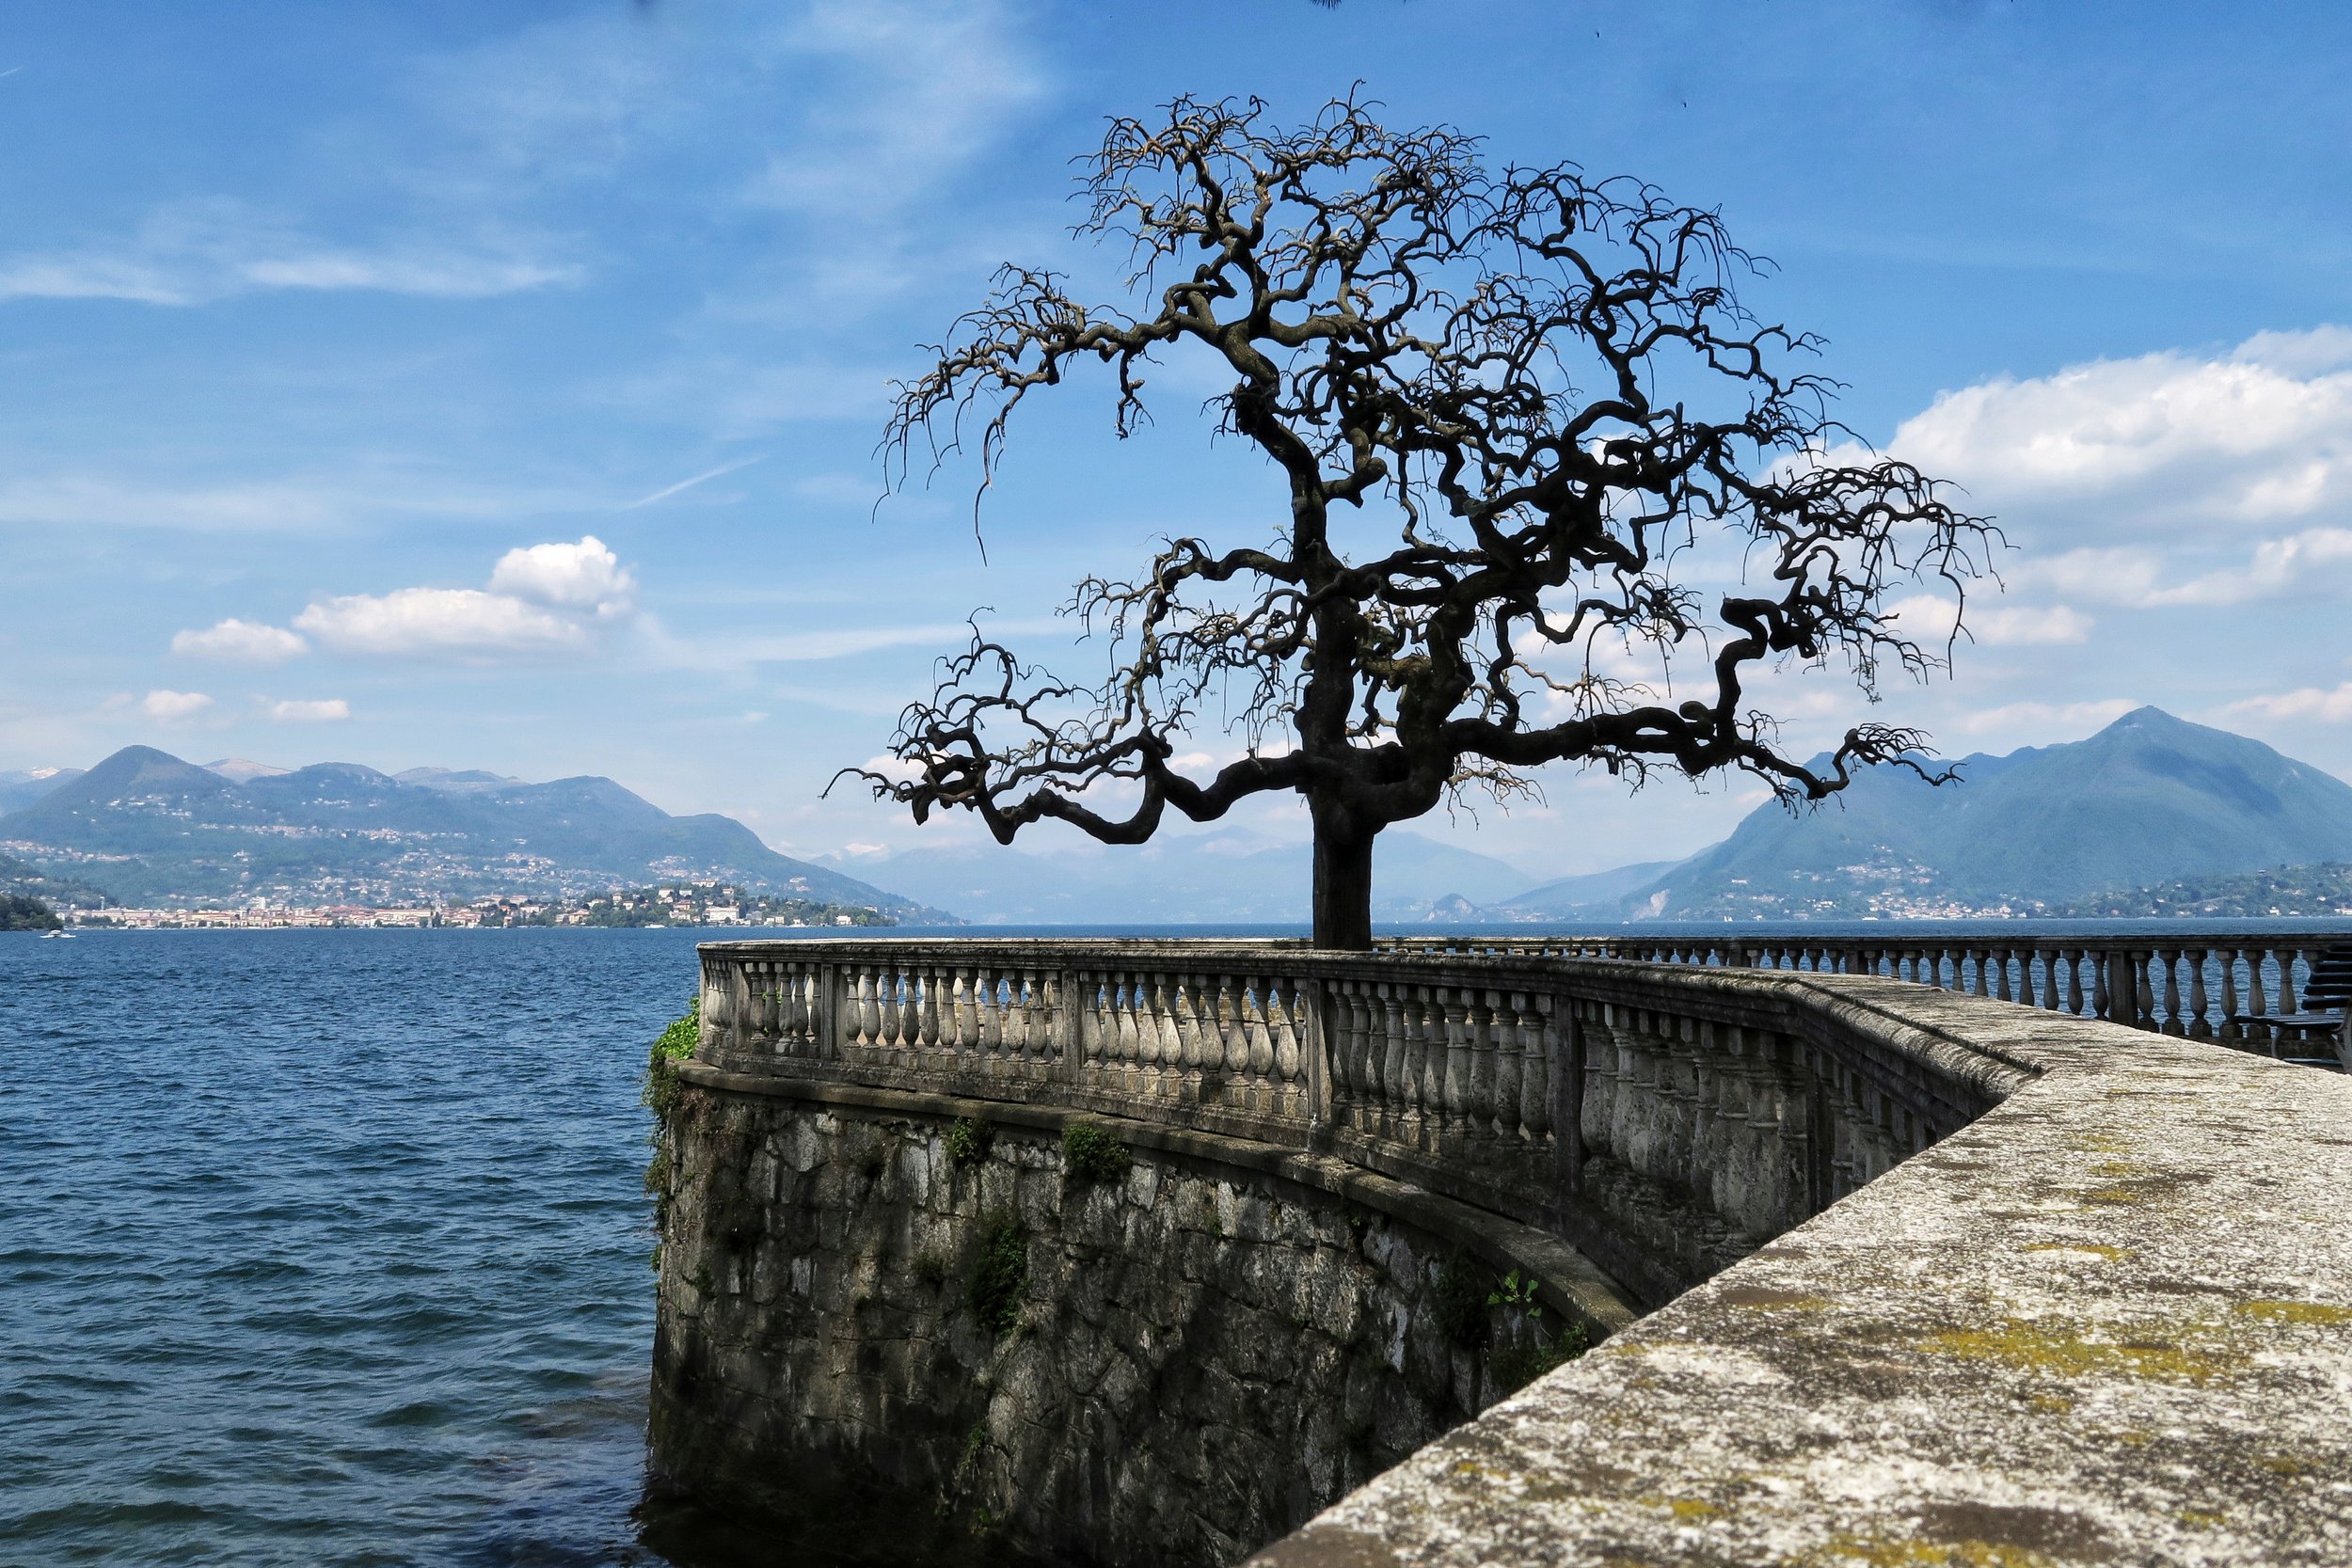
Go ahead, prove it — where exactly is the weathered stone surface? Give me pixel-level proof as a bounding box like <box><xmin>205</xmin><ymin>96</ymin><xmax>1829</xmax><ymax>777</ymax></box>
<box><xmin>1253</xmin><ymin>977</ymin><xmax>2352</xmax><ymax>1567</ymax></box>
<box><xmin>652</xmin><ymin>1082</ymin><xmax>1633</xmax><ymax>1568</ymax></box>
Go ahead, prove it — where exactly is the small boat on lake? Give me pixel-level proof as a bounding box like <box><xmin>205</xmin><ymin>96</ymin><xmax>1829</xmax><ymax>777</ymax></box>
<box><xmin>40</xmin><ymin>928</ymin><xmax>73</xmax><ymax>939</ymax></box>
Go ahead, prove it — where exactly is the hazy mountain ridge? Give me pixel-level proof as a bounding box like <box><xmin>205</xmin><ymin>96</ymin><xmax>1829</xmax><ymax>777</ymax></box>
<box><xmin>1617</xmin><ymin>708</ymin><xmax>2352</xmax><ymax>919</ymax></box>
<box><xmin>834</xmin><ymin>827</ymin><xmax>1542</xmax><ymax>926</ymax></box>
<box><xmin>0</xmin><ymin>746</ymin><xmax>944</xmax><ymax>916</ymax></box>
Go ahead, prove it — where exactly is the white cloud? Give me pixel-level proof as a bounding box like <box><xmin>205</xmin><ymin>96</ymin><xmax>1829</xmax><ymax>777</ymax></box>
<box><xmin>0</xmin><ymin>200</ymin><xmax>576</xmax><ymax>307</ymax></box>
<box><xmin>142</xmin><ymin>689</ymin><xmax>214</xmax><ymax>721</ymax></box>
<box><xmin>2141</xmin><ymin>526</ymin><xmax>2352</xmax><ymax>607</ymax></box>
<box><xmin>743</xmin><ymin>0</ymin><xmax>1045</xmax><ymax>220</ymax></box>
<box><xmin>294</xmin><ymin>587</ymin><xmax>588</xmax><ymax>657</ymax></box>
<box><xmin>2223</xmin><ymin>683</ymin><xmax>2352</xmax><ymax>725</ymax></box>
<box><xmin>1955</xmin><ymin>698</ymin><xmax>2138</xmax><ymax>737</ymax></box>
<box><xmin>1891</xmin><ymin>326</ymin><xmax>2352</xmax><ymax>522</ymax></box>
<box><xmin>2010</xmin><ymin>547</ymin><xmax>2167</xmax><ymax>606</ymax></box>
<box><xmin>266</xmin><ymin>698</ymin><xmax>352</xmax><ymax>723</ymax></box>
<box><xmin>2010</xmin><ymin>530</ymin><xmax>2352</xmax><ymax>610</ymax></box>
<box><xmin>1886</xmin><ymin>594</ymin><xmax>2092</xmax><ymax>646</ymax></box>
<box><xmin>283</xmin><ymin>535</ymin><xmax>642</xmax><ymax>659</ymax></box>
<box><xmin>488</xmin><ymin>534</ymin><xmax>635</xmax><ymax>611</ymax></box>
<box><xmin>172</xmin><ymin>618</ymin><xmax>310</xmax><ymax>662</ymax></box>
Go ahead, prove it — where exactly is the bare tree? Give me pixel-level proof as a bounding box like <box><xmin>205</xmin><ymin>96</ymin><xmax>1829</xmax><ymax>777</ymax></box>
<box><xmin>846</xmin><ymin>93</ymin><xmax>1992</xmax><ymax>949</ymax></box>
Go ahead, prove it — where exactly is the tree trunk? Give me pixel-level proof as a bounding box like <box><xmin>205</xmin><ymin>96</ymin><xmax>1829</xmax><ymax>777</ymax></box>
<box><xmin>1311</xmin><ymin>816</ymin><xmax>1375</xmax><ymax>951</ymax></box>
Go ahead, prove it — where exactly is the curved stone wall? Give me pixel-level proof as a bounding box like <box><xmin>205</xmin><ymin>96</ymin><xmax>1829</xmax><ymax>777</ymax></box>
<box><xmin>658</xmin><ymin>940</ymin><xmax>2352</xmax><ymax>1566</ymax></box>
<box><xmin>650</xmin><ymin>1076</ymin><xmax>1633</xmax><ymax>1567</ymax></box>
<box><xmin>1252</xmin><ymin>976</ymin><xmax>2352</xmax><ymax>1568</ymax></box>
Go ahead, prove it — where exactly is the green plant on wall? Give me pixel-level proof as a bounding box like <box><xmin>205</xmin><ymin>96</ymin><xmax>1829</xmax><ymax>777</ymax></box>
<box><xmin>1487</xmin><ymin>1269</ymin><xmax>1540</xmax><ymax>1314</ymax></box>
<box><xmin>1061</xmin><ymin>1122</ymin><xmax>1131</xmax><ymax>1185</ymax></box>
<box><xmin>968</xmin><ymin>1213</ymin><xmax>1028</xmax><ymax>1333</ymax></box>
<box><xmin>1486</xmin><ymin>1268</ymin><xmax>1591</xmax><ymax>1392</ymax></box>
<box><xmin>644</xmin><ymin>995</ymin><xmax>700</xmax><ymax>1118</ymax></box>
<box><xmin>643</xmin><ymin>995</ymin><xmax>700</xmax><ymax>1262</ymax></box>
<box><xmin>946</xmin><ymin>1116</ymin><xmax>993</xmax><ymax>1168</ymax></box>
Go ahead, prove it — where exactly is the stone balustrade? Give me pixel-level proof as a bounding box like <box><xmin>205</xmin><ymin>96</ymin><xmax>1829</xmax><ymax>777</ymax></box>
<box><xmin>697</xmin><ymin>938</ymin><xmax>2029</xmax><ymax>1306</ymax></box>
<box><xmin>1382</xmin><ymin>930</ymin><xmax>2352</xmax><ymax>1058</ymax></box>
<box><xmin>671</xmin><ymin>937</ymin><xmax>2352</xmax><ymax>1565</ymax></box>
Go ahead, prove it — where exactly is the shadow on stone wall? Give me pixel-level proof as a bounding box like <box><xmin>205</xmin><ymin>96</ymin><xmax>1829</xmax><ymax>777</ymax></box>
<box><xmin>649</xmin><ymin>1087</ymin><xmax>1600</xmax><ymax>1568</ymax></box>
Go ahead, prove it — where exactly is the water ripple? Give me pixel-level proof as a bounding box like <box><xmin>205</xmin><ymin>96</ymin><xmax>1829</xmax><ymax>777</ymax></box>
<box><xmin>0</xmin><ymin>928</ymin><xmax>748</xmax><ymax>1567</ymax></box>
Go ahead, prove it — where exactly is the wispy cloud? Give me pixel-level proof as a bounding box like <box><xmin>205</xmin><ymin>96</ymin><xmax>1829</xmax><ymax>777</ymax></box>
<box><xmin>0</xmin><ymin>469</ymin><xmax>595</xmax><ymax>535</ymax></box>
<box><xmin>1955</xmin><ymin>698</ymin><xmax>2139</xmax><ymax>737</ymax></box>
<box><xmin>626</xmin><ymin>454</ymin><xmax>767</xmax><ymax>509</ymax></box>
<box><xmin>0</xmin><ymin>201</ymin><xmax>577</xmax><ymax>308</ymax></box>
<box><xmin>641</xmin><ymin>617</ymin><xmax>1056</xmax><ymax>673</ymax></box>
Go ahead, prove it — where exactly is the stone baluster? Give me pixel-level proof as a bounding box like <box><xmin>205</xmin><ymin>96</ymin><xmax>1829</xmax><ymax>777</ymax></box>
<box><xmin>840</xmin><ymin>964</ymin><xmax>867</xmax><ymax>1062</ymax></box>
<box><xmin>1208</xmin><ymin>974</ymin><xmax>1242</xmax><ymax>1099</ymax></box>
<box><xmin>1117</xmin><ymin>974</ymin><xmax>1152</xmax><ymax>1097</ymax></box>
<box><xmin>1342</xmin><ymin>980</ymin><xmax>1374</xmax><ymax>1129</ymax></box>
<box><xmin>2215</xmin><ymin>949</ymin><xmax>2243</xmax><ymax>1044</ymax></box>
<box><xmin>1487</xmin><ymin>990</ymin><xmax>1522</xmax><ymax>1148</ymax></box>
<box><xmin>1521</xmin><ymin>991</ymin><xmax>1552</xmax><ymax>1152</ymax></box>
<box><xmin>882</xmin><ymin>965</ymin><xmax>906</xmax><ymax>1055</ymax></box>
<box><xmin>1324</xmin><ymin>979</ymin><xmax>1355</xmax><ymax>1124</ymax></box>
<box><xmin>2155</xmin><ymin>949</ymin><xmax>2185</xmax><ymax>1035</ymax></box>
<box><xmin>1245</xmin><ymin>981</ymin><xmax>1276</xmax><ymax>1112</ymax></box>
<box><xmin>864</xmin><ymin>965</ymin><xmax>890</xmax><ymax>1053</ymax></box>
<box><xmin>993</xmin><ymin>969</ymin><xmax>1021</xmax><ymax>1062</ymax></box>
<box><xmin>1169</xmin><ymin>974</ymin><xmax>1200</xmax><ymax>1091</ymax></box>
<box><xmin>2244</xmin><ymin>948</ymin><xmax>2272</xmax><ymax>1050</ymax></box>
<box><xmin>1412</xmin><ymin>986</ymin><xmax>1446</xmax><ymax>1149</ymax></box>
<box><xmin>2184</xmin><ymin>950</ymin><xmax>2212</xmax><ymax>1037</ymax></box>
<box><xmin>1465</xmin><ymin>989</ymin><xmax>1501</xmax><ymax>1151</ymax></box>
<box><xmin>1274</xmin><ymin>978</ymin><xmax>1306</xmax><ymax>1118</ymax></box>
<box><xmin>1435</xmin><ymin>988</ymin><xmax>1470</xmax><ymax>1152</ymax></box>
<box><xmin>1375</xmin><ymin>983</ymin><xmax>1406</xmax><ymax>1139</ymax></box>
<box><xmin>1136</xmin><ymin>974</ymin><xmax>1168</xmax><ymax>1094</ymax></box>
<box><xmin>2134</xmin><ymin>953</ymin><xmax>2157</xmax><ymax>1031</ymax></box>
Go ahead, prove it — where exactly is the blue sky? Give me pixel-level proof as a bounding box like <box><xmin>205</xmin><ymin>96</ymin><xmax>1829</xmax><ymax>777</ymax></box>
<box><xmin>4</xmin><ymin>0</ymin><xmax>2351</xmax><ymax>881</ymax></box>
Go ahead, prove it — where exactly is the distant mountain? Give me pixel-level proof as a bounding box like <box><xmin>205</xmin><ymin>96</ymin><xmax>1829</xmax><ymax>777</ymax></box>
<box><xmin>0</xmin><ymin>745</ymin><xmax>946</xmax><ymax>916</ymax></box>
<box><xmin>204</xmin><ymin>758</ymin><xmax>290</xmax><ymax>783</ymax></box>
<box><xmin>0</xmin><ymin>768</ymin><xmax>84</xmax><ymax>815</ymax></box>
<box><xmin>1493</xmin><ymin>859</ymin><xmax>1686</xmax><ymax>919</ymax></box>
<box><xmin>395</xmin><ymin>767</ymin><xmax>525</xmax><ymax>792</ymax></box>
<box><xmin>1625</xmin><ymin>707</ymin><xmax>2352</xmax><ymax>918</ymax></box>
<box><xmin>2049</xmin><ymin>862</ymin><xmax>2352</xmax><ymax>919</ymax></box>
<box><xmin>0</xmin><ymin>848</ymin><xmax>114</xmax><ymax>911</ymax></box>
<box><xmin>842</xmin><ymin>827</ymin><xmax>1539</xmax><ymax>926</ymax></box>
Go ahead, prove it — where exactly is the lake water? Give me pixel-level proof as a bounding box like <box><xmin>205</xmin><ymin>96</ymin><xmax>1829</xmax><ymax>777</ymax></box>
<box><xmin>1</xmin><ymin>928</ymin><xmax>719</xmax><ymax>1567</ymax></box>
<box><xmin>8</xmin><ymin>918</ymin><xmax>2345</xmax><ymax>1566</ymax></box>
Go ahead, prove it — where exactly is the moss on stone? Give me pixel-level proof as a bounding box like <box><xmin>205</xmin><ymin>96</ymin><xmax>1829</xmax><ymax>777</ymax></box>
<box><xmin>1061</xmin><ymin>1122</ymin><xmax>1132</xmax><ymax>1185</ymax></box>
<box><xmin>1920</xmin><ymin>1319</ymin><xmax>2233</xmax><ymax>1384</ymax></box>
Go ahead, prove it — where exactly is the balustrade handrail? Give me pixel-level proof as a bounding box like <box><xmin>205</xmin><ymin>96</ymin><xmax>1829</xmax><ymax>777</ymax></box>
<box><xmin>695</xmin><ymin>936</ymin><xmax>2046</xmax><ymax>1305</ymax></box>
<box><xmin>1379</xmin><ymin>929</ymin><xmax>2352</xmax><ymax>1057</ymax></box>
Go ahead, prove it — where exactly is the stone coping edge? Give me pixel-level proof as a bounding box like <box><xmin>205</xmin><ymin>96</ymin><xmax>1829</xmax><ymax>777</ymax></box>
<box><xmin>676</xmin><ymin>1061</ymin><xmax>1644</xmax><ymax>1343</ymax></box>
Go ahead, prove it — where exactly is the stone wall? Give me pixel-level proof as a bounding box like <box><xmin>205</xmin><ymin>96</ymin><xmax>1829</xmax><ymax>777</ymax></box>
<box><xmin>650</xmin><ymin>1079</ymin><xmax>1625</xmax><ymax>1568</ymax></box>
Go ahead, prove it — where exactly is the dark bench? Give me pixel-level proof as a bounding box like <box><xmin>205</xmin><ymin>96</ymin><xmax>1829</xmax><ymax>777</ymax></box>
<box><xmin>2229</xmin><ymin>941</ymin><xmax>2352</xmax><ymax>1069</ymax></box>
